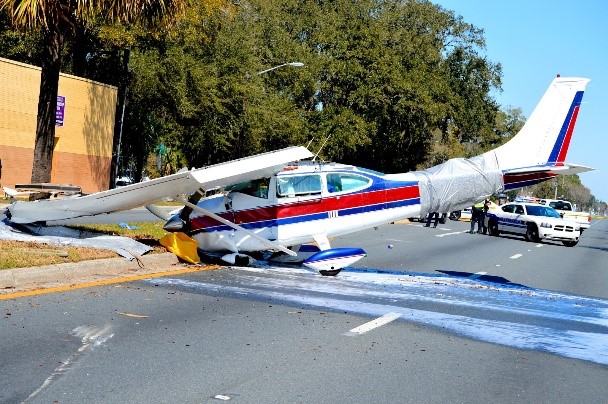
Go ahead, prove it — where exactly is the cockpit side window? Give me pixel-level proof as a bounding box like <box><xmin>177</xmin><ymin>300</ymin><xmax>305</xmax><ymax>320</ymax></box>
<box><xmin>326</xmin><ymin>173</ymin><xmax>371</xmax><ymax>193</ymax></box>
<box><xmin>277</xmin><ymin>175</ymin><xmax>322</xmax><ymax>197</ymax></box>
<box><xmin>225</xmin><ymin>178</ymin><xmax>270</xmax><ymax>199</ymax></box>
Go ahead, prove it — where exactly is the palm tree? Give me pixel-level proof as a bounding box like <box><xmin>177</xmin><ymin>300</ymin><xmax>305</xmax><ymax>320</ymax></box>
<box><xmin>0</xmin><ymin>0</ymin><xmax>189</xmax><ymax>183</ymax></box>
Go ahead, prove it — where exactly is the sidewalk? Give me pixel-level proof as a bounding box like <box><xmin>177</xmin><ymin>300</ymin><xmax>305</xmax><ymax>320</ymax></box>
<box><xmin>0</xmin><ymin>252</ymin><xmax>202</xmax><ymax>296</ymax></box>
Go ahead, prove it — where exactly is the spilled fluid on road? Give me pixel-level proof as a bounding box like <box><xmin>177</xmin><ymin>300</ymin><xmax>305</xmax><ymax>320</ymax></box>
<box><xmin>146</xmin><ymin>265</ymin><xmax>608</xmax><ymax>366</ymax></box>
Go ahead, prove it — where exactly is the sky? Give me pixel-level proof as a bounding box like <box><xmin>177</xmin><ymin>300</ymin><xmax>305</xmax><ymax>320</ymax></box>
<box><xmin>434</xmin><ymin>0</ymin><xmax>607</xmax><ymax>202</ymax></box>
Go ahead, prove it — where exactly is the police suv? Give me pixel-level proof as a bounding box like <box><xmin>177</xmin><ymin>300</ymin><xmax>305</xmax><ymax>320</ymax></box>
<box><xmin>486</xmin><ymin>202</ymin><xmax>581</xmax><ymax>247</ymax></box>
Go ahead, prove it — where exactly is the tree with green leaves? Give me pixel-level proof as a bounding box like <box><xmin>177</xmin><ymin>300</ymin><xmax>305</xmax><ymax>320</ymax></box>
<box><xmin>120</xmin><ymin>0</ymin><xmax>309</xmax><ymax>174</ymax></box>
<box><xmin>0</xmin><ymin>0</ymin><xmax>189</xmax><ymax>183</ymax></box>
<box><xmin>250</xmin><ymin>0</ymin><xmax>502</xmax><ymax>173</ymax></box>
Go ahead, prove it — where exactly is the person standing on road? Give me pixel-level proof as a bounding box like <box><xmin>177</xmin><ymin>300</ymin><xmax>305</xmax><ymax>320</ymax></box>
<box><xmin>425</xmin><ymin>211</ymin><xmax>440</xmax><ymax>228</ymax></box>
<box><xmin>470</xmin><ymin>200</ymin><xmax>488</xmax><ymax>234</ymax></box>
<box><xmin>470</xmin><ymin>204</ymin><xmax>480</xmax><ymax>233</ymax></box>
<box><xmin>480</xmin><ymin>198</ymin><xmax>491</xmax><ymax>234</ymax></box>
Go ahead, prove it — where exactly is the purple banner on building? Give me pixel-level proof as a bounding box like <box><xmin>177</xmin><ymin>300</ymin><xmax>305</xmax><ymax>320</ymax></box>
<box><xmin>56</xmin><ymin>95</ymin><xmax>65</xmax><ymax>126</ymax></box>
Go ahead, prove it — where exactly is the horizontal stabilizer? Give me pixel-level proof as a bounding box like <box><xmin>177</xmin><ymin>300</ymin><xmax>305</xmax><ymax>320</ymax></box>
<box><xmin>504</xmin><ymin>163</ymin><xmax>594</xmax><ymax>176</ymax></box>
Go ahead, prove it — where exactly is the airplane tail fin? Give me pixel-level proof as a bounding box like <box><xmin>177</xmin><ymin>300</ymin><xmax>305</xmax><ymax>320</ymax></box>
<box><xmin>490</xmin><ymin>76</ymin><xmax>592</xmax><ymax>190</ymax></box>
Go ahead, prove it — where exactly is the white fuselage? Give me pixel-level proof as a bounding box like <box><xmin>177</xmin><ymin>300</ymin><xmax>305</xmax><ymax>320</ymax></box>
<box><xmin>180</xmin><ymin>162</ymin><xmax>423</xmax><ymax>253</ymax></box>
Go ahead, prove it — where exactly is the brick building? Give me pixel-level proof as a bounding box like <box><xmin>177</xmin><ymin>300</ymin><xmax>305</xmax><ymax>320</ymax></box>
<box><xmin>0</xmin><ymin>57</ymin><xmax>117</xmax><ymax>193</ymax></box>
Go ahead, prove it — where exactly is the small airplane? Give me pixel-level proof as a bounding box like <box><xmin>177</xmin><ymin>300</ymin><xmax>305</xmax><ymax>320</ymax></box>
<box><xmin>4</xmin><ymin>76</ymin><xmax>592</xmax><ymax>275</ymax></box>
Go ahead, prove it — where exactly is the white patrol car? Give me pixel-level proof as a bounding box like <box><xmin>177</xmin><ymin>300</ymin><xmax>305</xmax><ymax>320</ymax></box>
<box><xmin>486</xmin><ymin>202</ymin><xmax>581</xmax><ymax>247</ymax></box>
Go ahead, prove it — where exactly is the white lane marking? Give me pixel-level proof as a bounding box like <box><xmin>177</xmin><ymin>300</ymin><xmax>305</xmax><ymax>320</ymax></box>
<box><xmin>469</xmin><ymin>272</ymin><xmax>487</xmax><ymax>279</ymax></box>
<box><xmin>510</xmin><ymin>254</ymin><xmax>523</xmax><ymax>259</ymax></box>
<box><xmin>344</xmin><ymin>312</ymin><xmax>401</xmax><ymax>336</ymax></box>
<box><xmin>25</xmin><ymin>325</ymin><xmax>114</xmax><ymax>402</ymax></box>
<box><xmin>436</xmin><ymin>231</ymin><xmax>466</xmax><ymax>237</ymax></box>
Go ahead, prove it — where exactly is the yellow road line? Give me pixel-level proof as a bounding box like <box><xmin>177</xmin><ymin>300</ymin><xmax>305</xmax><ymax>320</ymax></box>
<box><xmin>0</xmin><ymin>265</ymin><xmax>220</xmax><ymax>300</ymax></box>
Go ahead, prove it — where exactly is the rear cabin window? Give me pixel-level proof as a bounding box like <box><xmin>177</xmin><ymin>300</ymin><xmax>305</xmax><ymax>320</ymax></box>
<box><xmin>277</xmin><ymin>175</ymin><xmax>322</xmax><ymax>197</ymax></box>
<box><xmin>326</xmin><ymin>173</ymin><xmax>371</xmax><ymax>193</ymax></box>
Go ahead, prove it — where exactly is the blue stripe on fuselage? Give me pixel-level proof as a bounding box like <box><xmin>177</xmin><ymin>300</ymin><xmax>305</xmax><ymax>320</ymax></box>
<box><xmin>192</xmin><ymin>174</ymin><xmax>419</xmax><ymax>234</ymax></box>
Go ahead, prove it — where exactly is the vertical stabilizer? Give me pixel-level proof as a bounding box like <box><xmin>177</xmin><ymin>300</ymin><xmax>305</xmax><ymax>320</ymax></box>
<box><xmin>492</xmin><ymin>77</ymin><xmax>589</xmax><ymax>171</ymax></box>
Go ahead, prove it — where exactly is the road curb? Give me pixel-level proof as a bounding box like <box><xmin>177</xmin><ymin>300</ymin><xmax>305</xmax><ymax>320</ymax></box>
<box><xmin>0</xmin><ymin>252</ymin><xmax>187</xmax><ymax>294</ymax></box>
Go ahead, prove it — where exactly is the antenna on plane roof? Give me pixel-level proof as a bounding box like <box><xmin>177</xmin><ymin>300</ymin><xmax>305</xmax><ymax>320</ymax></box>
<box><xmin>313</xmin><ymin>134</ymin><xmax>331</xmax><ymax>162</ymax></box>
<box><xmin>305</xmin><ymin>137</ymin><xmax>315</xmax><ymax>150</ymax></box>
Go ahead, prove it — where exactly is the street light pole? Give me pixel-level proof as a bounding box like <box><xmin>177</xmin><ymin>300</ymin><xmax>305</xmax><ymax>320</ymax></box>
<box><xmin>252</xmin><ymin>62</ymin><xmax>304</xmax><ymax>77</ymax></box>
<box><xmin>235</xmin><ymin>61</ymin><xmax>303</xmax><ymax>159</ymax></box>
<box><xmin>111</xmin><ymin>49</ymin><xmax>130</xmax><ymax>188</ymax></box>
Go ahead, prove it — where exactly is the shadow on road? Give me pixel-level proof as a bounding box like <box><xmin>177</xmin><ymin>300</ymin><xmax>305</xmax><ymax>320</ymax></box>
<box><xmin>437</xmin><ymin>270</ymin><xmax>528</xmax><ymax>288</ymax></box>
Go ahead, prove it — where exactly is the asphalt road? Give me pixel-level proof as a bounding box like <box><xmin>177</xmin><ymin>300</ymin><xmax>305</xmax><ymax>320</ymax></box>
<box><xmin>1</xmin><ymin>217</ymin><xmax>607</xmax><ymax>403</ymax></box>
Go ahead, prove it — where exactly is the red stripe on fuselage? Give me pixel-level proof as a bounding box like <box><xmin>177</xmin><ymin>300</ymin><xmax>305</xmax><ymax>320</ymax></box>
<box><xmin>189</xmin><ymin>184</ymin><xmax>420</xmax><ymax>231</ymax></box>
<box><xmin>276</xmin><ymin>186</ymin><xmax>419</xmax><ymax>218</ymax></box>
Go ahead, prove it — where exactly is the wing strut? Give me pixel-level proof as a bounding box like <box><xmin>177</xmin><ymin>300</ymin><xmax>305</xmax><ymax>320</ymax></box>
<box><xmin>175</xmin><ymin>196</ymin><xmax>297</xmax><ymax>257</ymax></box>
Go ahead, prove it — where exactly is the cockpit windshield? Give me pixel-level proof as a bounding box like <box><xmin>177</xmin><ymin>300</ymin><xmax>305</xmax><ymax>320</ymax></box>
<box><xmin>225</xmin><ymin>178</ymin><xmax>270</xmax><ymax>199</ymax></box>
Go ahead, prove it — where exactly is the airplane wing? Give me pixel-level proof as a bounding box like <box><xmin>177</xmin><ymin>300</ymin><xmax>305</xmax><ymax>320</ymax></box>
<box><xmin>6</xmin><ymin>146</ymin><xmax>313</xmax><ymax>224</ymax></box>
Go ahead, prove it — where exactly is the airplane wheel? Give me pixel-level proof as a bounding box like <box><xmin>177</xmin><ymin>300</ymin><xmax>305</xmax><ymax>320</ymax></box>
<box><xmin>525</xmin><ymin>224</ymin><xmax>541</xmax><ymax>242</ymax></box>
<box><xmin>234</xmin><ymin>254</ymin><xmax>251</xmax><ymax>266</ymax></box>
<box><xmin>319</xmin><ymin>269</ymin><xmax>342</xmax><ymax>276</ymax></box>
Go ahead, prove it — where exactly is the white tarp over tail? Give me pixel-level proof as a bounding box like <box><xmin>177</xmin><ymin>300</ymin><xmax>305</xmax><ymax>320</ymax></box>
<box><xmin>413</xmin><ymin>153</ymin><xmax>503</xmax><ymax>215</ymax></box>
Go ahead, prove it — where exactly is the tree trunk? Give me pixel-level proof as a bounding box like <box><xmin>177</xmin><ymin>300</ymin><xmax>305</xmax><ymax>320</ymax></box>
<box><xmin>31</xmin><ymin>26</ymin><xmax>63</xmax><ymax>184</ymax></box>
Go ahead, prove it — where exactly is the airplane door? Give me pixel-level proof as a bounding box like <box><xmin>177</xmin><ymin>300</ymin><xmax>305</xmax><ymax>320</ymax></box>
<box><xmin>275</xmin><ymin>174</ymin><xmax>325</xmax><ymax>242</ymax></box>
<box><xmin>325</xmin><ymin>172</ymin><xmax>375</xmax><ymax>230</ymax></box>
